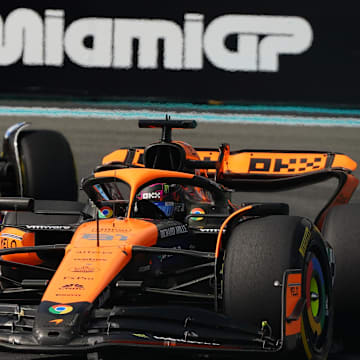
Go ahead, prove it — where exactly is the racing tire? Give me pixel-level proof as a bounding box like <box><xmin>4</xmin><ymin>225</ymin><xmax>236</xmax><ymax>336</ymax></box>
<box><xmin>18</xmin><ymin>129</ymin><xmax>78</xmax><ymax>200</ymax></box>
<box><xmin>322</xmin><ymin>204</ymin><xmax>360</xmax><ymax>349</ymax></box>
<box><xmin>223</xmin><ymin>215</ymin><xmax>333</xmax><ymax>359</ymax></box>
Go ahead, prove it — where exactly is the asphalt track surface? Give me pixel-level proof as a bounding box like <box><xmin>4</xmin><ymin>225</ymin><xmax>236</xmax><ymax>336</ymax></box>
<box><xmin>0</xmin><ymin>101</ymin><xmax>359</xmax><ymax>359</ymax></box>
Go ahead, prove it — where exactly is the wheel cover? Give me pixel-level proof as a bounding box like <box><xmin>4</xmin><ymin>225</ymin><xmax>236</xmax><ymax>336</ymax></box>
<box><xmin>310</xmin><ymin>277</ymin><xmax>320</xmax><ymax>317</ymax></box>
<box><xmin>301</xmin><ymin>253</ymin><xmax>329</xmax><ymax>359</ymax></box>
<box><xmin>305</xmin><ymin>255</ymin><xmax>325</xmax><ymax>336</ymax></box>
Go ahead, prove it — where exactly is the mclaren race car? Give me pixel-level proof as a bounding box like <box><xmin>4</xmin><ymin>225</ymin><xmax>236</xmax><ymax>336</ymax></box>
<box><xmin>0</xmin><ymin>118</ymin><xmax>358</xmax><ymax>359</ymax></box>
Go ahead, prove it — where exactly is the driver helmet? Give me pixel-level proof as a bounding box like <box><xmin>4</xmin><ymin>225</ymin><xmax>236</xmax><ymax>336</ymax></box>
<box><xmin>137</xmin><ymin>183</ymin><xmax>184</xmax><ymax>217</ymax></box>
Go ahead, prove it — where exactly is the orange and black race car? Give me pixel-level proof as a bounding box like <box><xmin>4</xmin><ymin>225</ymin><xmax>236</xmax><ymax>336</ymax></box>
<box><xmin>0</xmin><ymin>118</ymin><xmax>358</xmax><ymax>359</ymax></box>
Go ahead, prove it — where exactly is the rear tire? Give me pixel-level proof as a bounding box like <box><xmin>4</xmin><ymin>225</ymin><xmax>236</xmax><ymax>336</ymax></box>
<box><xmin>18</xmin><ymin>129</ymin><xmax>78</xmax><ymax>200</ymax></box>
<box><xmin>223</xmin><ymin>215</ymin><xmax>333</xmax><ymax>359</ymax></box>
<box><xmin>322</xmin><ymin>204</ymin><xmax>360</xmax><ymax>348</ymax></box>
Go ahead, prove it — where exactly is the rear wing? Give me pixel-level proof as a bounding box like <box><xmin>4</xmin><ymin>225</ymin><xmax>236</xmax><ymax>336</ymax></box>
<box><xmin>100</xmin><ymin>145</ymin><xmax>357</xmax><ymax>181</ymax></box>
<box><xmin>198</xmin><ymin>145</ymin><xmax>357</xmax><ymax>182</ymax></box>
<box><xmin>198</xmin><ymin>146</ymin><xmax>358</xmax><ymax>227</ymax></box>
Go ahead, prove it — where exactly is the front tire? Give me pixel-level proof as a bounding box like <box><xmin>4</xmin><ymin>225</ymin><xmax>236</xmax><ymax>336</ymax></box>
<box><xmin>223</xmin><ymin>215</ymin><xmax>333</xmax><ymax>359</ymax></box>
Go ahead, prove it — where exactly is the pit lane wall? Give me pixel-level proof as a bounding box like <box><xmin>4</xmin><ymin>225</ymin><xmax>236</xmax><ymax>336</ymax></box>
<box><xmin>0</xmin><ymin>4</ymin><xmax>359</xmax><ymax>105</ymax></box>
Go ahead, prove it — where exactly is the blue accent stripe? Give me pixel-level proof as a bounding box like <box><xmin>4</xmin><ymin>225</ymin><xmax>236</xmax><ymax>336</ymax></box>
<box><xmin>0</xmin><ymin>106</ymin><xmax>360</xmax><ymax>127</ymax></box>
<box><xmin>73</xmin><ymin>100</ymin><xmax>360</xmax><ymax>116</ymax></box>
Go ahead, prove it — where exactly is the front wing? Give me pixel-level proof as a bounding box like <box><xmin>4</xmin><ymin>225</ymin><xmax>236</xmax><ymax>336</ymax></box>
<box><xmin>0</xmin><ymin>304</ymin><xmax>278</xmax><ymax>354</ymax></box>
<box><xmin>0</xmin><ymin>270</ymin><xmax>303</xmax><ymax>355</ymax></box>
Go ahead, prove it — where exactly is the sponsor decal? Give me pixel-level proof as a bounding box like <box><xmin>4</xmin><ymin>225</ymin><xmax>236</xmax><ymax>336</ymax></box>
<box><xmin>299</xmin><ymin>227</ymin><xmax>311</xmax><ymax>257</ymax></box>
<box><xmin>153</xmin><ymin>335</ymin><xmax>220</xmax><ymax>346</ymax></box>
<box><xmin>49</xmin><ymin>304</ymin><xmax>73</xmax><ymax>315</ymax></box>
<box><xmin>82</xmin><ymin>233</ymin><xmax>128</xmax><ymax>241</ymax></box>
<box><xmin>249</xmin><ymin>156</ymin><xmax>324</xmax><ymax>173</ymax></box>
<box><xmin>289</xmin><ymin>284</ymin><xmax>301</xmax><ymax>297</ymax></box>
<box><xmin>199</xmin><ymin>228</ymin><xmax>221</xmax><ymax>233</ymax></box>
<box><xmin>25</xmin><ymin>225</ymin><xmax>71</xmax><ymax>230</ymax></box>
<box><xmin>138</xmin><ymin>191</ymin><xmax>162</xmax><ymax>200</ymax></box>
<box><xmin>0</xmin><ymin>237</ymin><xmax>17</xmax><ymax>248</ymax></box>
<box><xmin>68</xmin><ymin>264</ymin><xmax>100</xmax><ymax>273</ymax></box>
<box><xmin>0</xmin><ymin>9</ymin><xmax>312</xmax><ymax>72</ymax></box>
<box><xmin>160</xmin><ymin>225</ymin><xmax>188</xmax><ymax>238</ymax></box>
<box><xmin>99</xmin><ymin>206</ymin><xmax>113</xmax><ymax>219</ymax></box>
<box><xmin>90</xmin><ymin>227</ymin><xmax>132</xmax><ymax>232</ymax></box>
<box><xmin>49</xmin><ymin>319</ymin><xmax>64</xmax><ymax>325</ymax></box>
<box><xmin>132</xmin><ymin>333</ymin><xmax>149</xmax><ymax>339</ymax></box>
<box><xmin>75</xmin><ymin>250</ymin><xmax>112</xmax><ymax>255</ymax></box>
<box><xmin>64</xmin><ymin>275</ymin><xmax>94</xmax><ymax>281</ymax></box>
<box><xmin>73</xmin><ymin>257</ymin><xmax>108</xmax><ymax>262</ymax></box>
<box><xmin>59</xmin><ymin>283</ymin><xmax>85</xmax><ymax>290</ymax></box>
<box><xmin>1</xmin><ymin>233</ymin><xmax>22</xmax><ymax>241</ymax></box>
<box><xmin>190</xmin><ymin>207</ymin><xmax>205</xmax><ymax>221</ymax></box>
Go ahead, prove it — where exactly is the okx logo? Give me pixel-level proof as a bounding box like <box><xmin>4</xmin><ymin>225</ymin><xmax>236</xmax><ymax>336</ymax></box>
<box><xmin>0</xmin><ymin>9</ymin><xmax>313</xmax><ymax>72</ymax></box>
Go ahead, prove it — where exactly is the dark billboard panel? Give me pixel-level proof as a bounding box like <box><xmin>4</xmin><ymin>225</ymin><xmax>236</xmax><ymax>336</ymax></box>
<box><xmin>0</xmin><ymin>4</ymin><xmax>359</xmax><ymax>105</ymax></box>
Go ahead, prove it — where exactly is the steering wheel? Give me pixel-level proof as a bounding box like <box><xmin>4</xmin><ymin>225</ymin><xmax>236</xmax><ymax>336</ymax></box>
<box><xmin>136</xmin><ymin>200</ymin><xmax>168</xmax><ymax>219</ymax></box>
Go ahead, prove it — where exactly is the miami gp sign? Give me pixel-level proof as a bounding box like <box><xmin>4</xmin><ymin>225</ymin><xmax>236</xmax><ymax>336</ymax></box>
<box><xmin>0</xmin><ymin>9</ymin><xmax>313</xmax><ymax>72</ymax></box>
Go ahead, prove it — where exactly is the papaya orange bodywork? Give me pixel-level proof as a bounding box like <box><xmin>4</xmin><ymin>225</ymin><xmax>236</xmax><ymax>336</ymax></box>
<box><xmin>94</xmin><ymin>168</ymin><xmax>194</xmax><ymax>217</ymax></box>
<box><xmin>102</xmin><ymin>149</ymin><xmax>129</xmax><ymax>165</ymax></box>
<box><xmin>285</xmin><ymin>273</ymin><xmax>302</xmax><ymax>336</ymax></box>
<box><xmin>331</xmin><ymin>154</ymin><xmax>357</xmax><ymax>171</ymax></box>
<box><xmin>0</xmin><ymin>227</ymin><xmax>42</xmax><ymax>265</ymax></box>
<box><xmin>102</xmin><ymin>148</ymin><xmax>145</xmax><ymax>168</ymax></box>
<box><xmin>42</xmin><ymin>218</ymin><xmax>158</xmax><ymax>304</ymax></box>
<box><xmin>197</xmin><ymin>150</ymin><xmax>220</xmax><ymax>162</ymax></box>
<box><xmin>132</xmin><ymin>149</ymin><xmax>145</xmax><ymax>167</ymax></box>
<box><xmin>316</xmin><ymin>173</ymin><xmax>359</xmax><ymax>229</ymax></box>
<box><xmin>94</xmin><ymin>168</ymin><xmax>194</xmax><ymax>190</ymax></box>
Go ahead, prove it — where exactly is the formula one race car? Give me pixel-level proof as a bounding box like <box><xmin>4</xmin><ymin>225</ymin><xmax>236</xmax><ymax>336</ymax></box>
<box><xmin>0</xmin><ymin>118</ymin><xmax>358</xmax><ymax>359</ymax></box>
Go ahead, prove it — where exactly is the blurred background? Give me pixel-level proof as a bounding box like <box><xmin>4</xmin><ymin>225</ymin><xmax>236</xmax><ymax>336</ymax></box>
<box><xmin>0</xmin><ymin>4</ymin><xmax>360</xmax><ymax>359</ymax></box>
<box><xmin>1</xmin><ymin>5</ymin><xmax>360</xmax><ymax>105</ymax></box>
